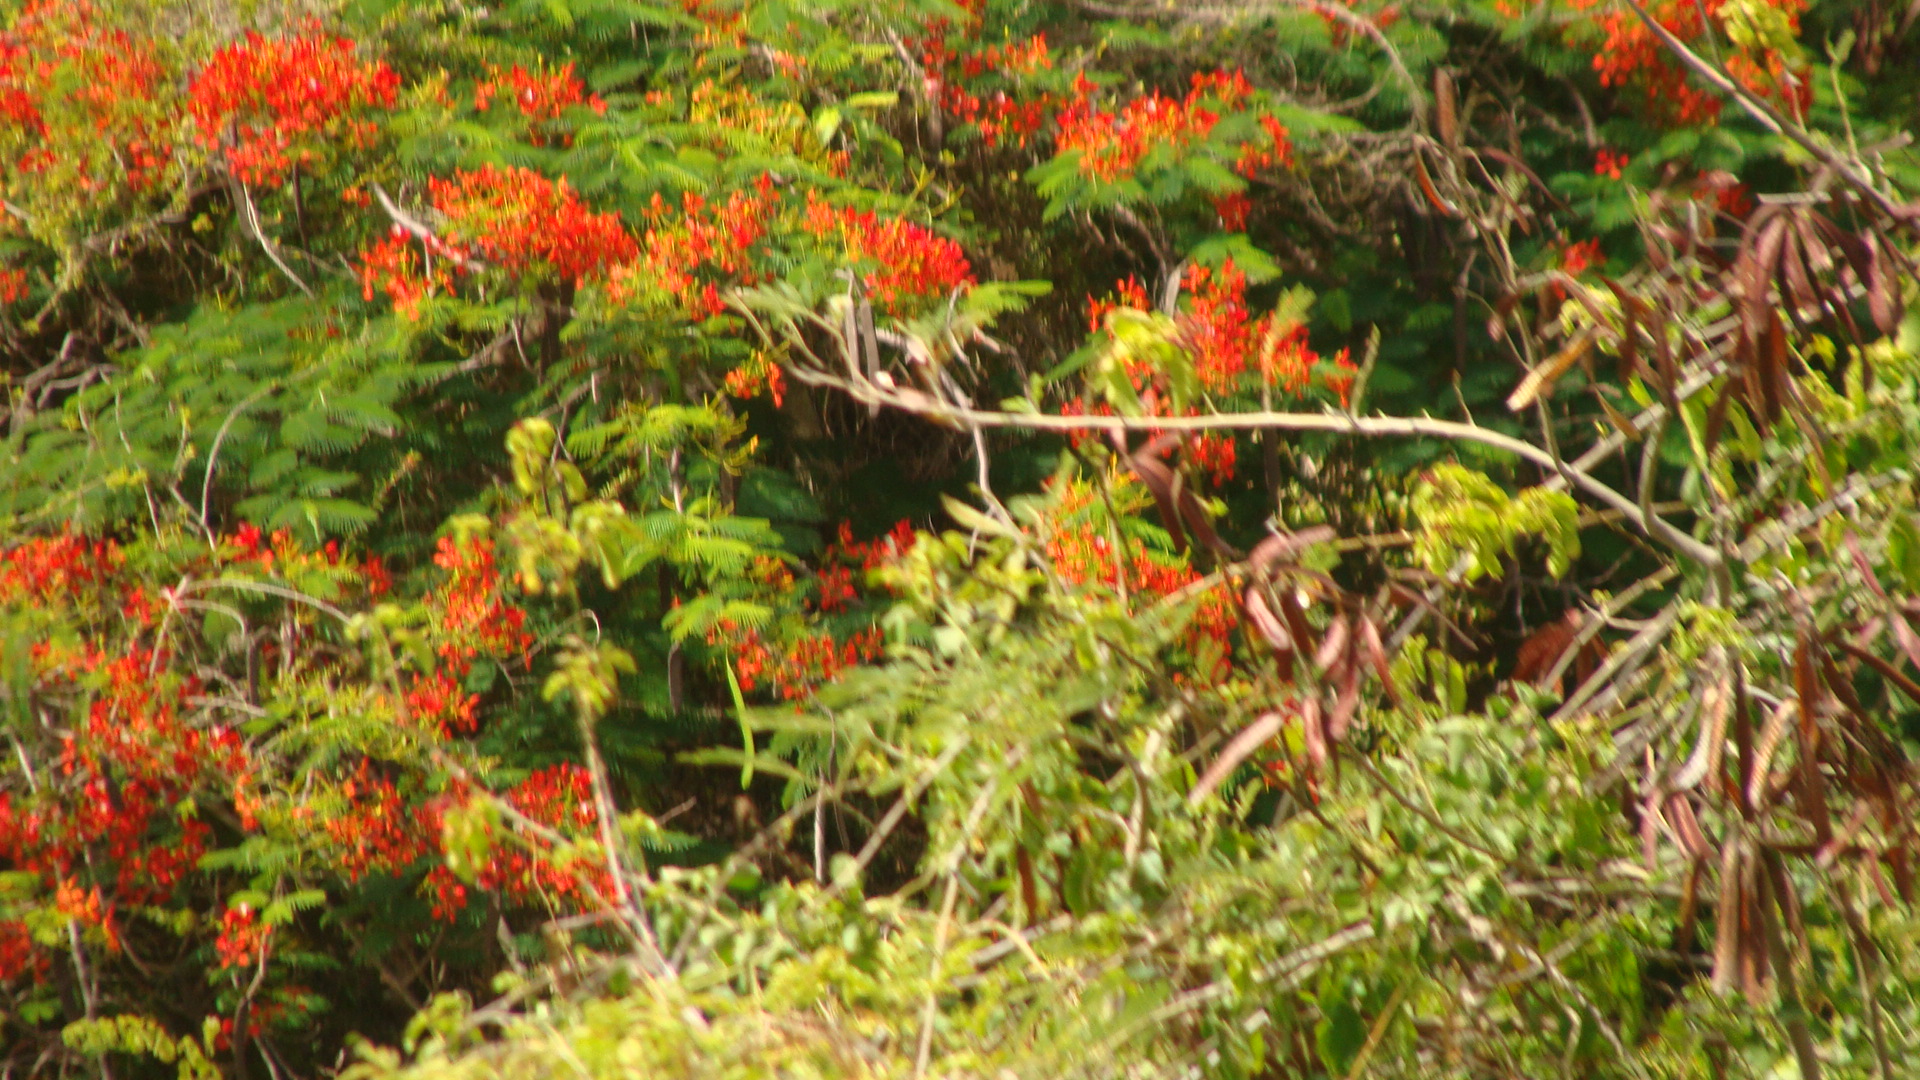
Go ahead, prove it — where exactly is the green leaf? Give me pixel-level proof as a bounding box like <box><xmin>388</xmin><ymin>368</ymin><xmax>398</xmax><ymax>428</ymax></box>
<box><xmin>725</xmin><ymin>660</ymin><xmax>754</xmax><ymax>790</ymax></box>
<box><xmin>812</xmin><ymin>106</ymin><xmax>842</xmax><ymax>147</ymax></box>
<box><xmin>1316</xmin><ymin>1000</ymin><xmax>1367</xmax><ymax>1075</ymax></box>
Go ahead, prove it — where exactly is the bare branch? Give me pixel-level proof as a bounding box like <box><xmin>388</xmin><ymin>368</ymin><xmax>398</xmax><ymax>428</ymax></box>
<box><xmin>783</xmin><ymin>365</ymin><xmax>1724</xmax><ymax>566</ymax></box>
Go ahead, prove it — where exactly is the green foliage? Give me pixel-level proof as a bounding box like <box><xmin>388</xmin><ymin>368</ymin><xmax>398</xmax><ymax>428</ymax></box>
<box><xmin>5</xmin><ymin>0</ymin><xmax>1920</xmax><ymax>1076</ymax></box>
<box><xmin>1410</xmin><ymin>463</ymin><xmax>1581</xmax><ymax>582</ymax></box>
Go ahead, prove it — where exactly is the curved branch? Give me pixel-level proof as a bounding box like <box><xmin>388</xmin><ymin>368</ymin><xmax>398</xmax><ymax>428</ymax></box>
<box><xmin>1621</xmin><ymin>0</ymin><xmax>1910</xmax><ymax>222</ymax></box>
<box><xmin>783</xmin><ymin>365</ymin><xmax>1724</xmax><ymax>566</ymax></box>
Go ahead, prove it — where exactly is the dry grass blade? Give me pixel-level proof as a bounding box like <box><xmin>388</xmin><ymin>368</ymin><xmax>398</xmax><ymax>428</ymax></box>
<box><xmin>1507</xmin><ymin>329</ymin><xmax>1594</xmax><ymax>412</ymax></box>
<box><xmin>1188</xmin><ymin>711</ymin><xmax>1286</xmax><ymax>806</ymax></box>
<box><xmin>1413</xmin><ymin>151</ymin><xmax>1459</xmax><ymax>217</ymax></box>
<box><xmin>1126</xmin><ymin>436</ymin><xmax>1189</xmax><ymax>555</ymax></box>
<box><xmin>1711</xmin><ymin>842</ymin><xmax>1743</xmax><ymax>996</ymax></box>
<box><xmin>1868</xmin><ymin>232</ymin><xmax>1900</xmax><ymax>334</ymax></box>
<box><xmin>1838</xmin><ymin>642</ymin><xmax>1920</xmax><ymax>707</ymax></box>
<box><xmin>1433</xmin><ymin>68</ymin><xmax>1458</xmax><ymax>149</ymax></box>
<box><xmin>1747</xmin><ymin>698</ymin><xmax>1795</xmax><ymax>810</ymax></box>
<box><xmin>1244</xmin><ymin>587</ymin><xmax>1292</xmax><ymax>652</ymax></box>
<box><xmin>1314</xmin><ymin>614</ymin><xmax>1351</xmax><ymax>674</ymax></box>
<box><xmin>1512</xmin><ymin>609</ymin><xmax>1582</xmax><ymax>689</ymax></box>
<box><xmin>1666</xmin><ymin>794</ymin><xmax>1714</xmax><ymax>860</ymax></box>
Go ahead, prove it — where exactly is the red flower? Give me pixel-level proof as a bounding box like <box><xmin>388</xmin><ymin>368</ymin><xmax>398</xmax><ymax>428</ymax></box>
<box><xmin>724</xmin><ymin>352</ymin><xmax>787</xmax><ymax>408</ymax></box>
<box><xmin>1053</xmin><ymin>68</ymin><xmax>1286</xmax><ymax>183</ymax></box>
<box><xmin>363</xmin><ymin>555</ymin><xmax>392</xmax><ymax>598</ymax></box>
<box><xmin>1056</xmin><ymin>87</ymin><xmax>1219</xmax><ymax>181</ymax></box>
<box><xmin>425</xmin><ymin>765</ymin><xmax>610</xmax><ymax>919</ymax></box>
<box><xmin>474</xmin><ymin>60</ymin><xmax>606</xmax><ymax>145</ymax></box>
<box><xmin>1213</xmin><ymin>191</ymin><xmax>1252</xmax><ymax>232</ymax></box>
<box><xmin>1505</xmin><ymin>0</ymin><xmax>1814</xmax><ymax>125</ymax></box>
<box><xmin>0</xmin><ymin>1</ymin><xmax>175</xmax><ymax>191</ymax></box>
<box><xmin>356</xmin><ymin>229</ymin><xmax>460</xmax><ymax>318</ymax></box>
<box><xmin>187</xmin><ymin>28</ymin><xmax>399</xmax><ymax>186</ymax></box>
<box><xmin>215</xmin><ymin>904</ymin><xmax>271</xmax><ymax>970</ymax></box>
<box><xmin>1559</xmin><ymin>238</ymin><xmax>1603</xmax><ymax>278</ymax></box>
<box><xmin>0</xmin><ymin>920</ymin><xmax>45</xmax><ymax>984</ymax></box>
<box><xmin>1180</xmin><ymin>260</ymin><xmax>1253</xmax><ymax>392</ymax></box>
<box><xmin>614</xmin><ymin>179</ymin><xmax>777</xmax><ymax>318</ymax></box>
<box><xmin>325</xmin><ymin>764</ymin><xmax>436</xmax><ymax>881</ymax></box>
<box><xmin>1086</xmin><ymin>275</ymin><xmax>1151</xmax><ymax>331</ymax></box>
<box><xmin>428</xmin><ymin>165</ymin><xmax>638</xmax><ymax>285</ymax></box>
<box><xmin>432</xmin><ymin>535</ymin><xmax>534</xmax><ymax>663</ymax></box>
<box><xmin>802</xmin><ymin>195</ymin><xmax>974</xmax><ymax>313</ymax></box>
<box><xmin>0</xmin><ymin>533</ymin><xmax>120</xmax><ymax>602</ymax></box>
<box><xmin>405</xmin><ymin>668</ymin><xmax>479</xmax><ymax>737</ymax></box>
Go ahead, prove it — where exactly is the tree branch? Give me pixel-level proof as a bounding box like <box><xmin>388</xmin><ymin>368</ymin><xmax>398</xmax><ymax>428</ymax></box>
<box><xmin>783</xmin><ymin>365</ymin><xmax>1724</xmax><ymax>566</ymax></box>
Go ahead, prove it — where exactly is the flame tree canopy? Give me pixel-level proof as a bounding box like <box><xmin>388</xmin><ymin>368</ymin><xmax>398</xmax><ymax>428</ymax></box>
<box><xmin>3</xmin><ymin>0</ymin><xmax>1920</xmax><ymax>1077</ymax></box>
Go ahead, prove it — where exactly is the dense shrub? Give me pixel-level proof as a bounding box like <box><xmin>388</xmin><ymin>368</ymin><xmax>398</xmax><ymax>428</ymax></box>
<box><xmin>3</xmin><ymin>0</ymin><xmax>1920</xmax><ymax>1076</ymax></box>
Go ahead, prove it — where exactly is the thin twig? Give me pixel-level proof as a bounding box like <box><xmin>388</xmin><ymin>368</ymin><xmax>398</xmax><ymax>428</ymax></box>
<box><xmin>783</xmin><ymin>365</ymin><xmax>1724</xmax><ymax>566</ymax></box>
<box><xmin>200</xmin><ymin>384</ymin><xmax>277</xmax><ymax>547</ymax></box>
<box><xmin>1621</xmin><ymin>0</ymin><xmax>1909</xmax><ymax>222</ymax></box>
<box><xmin>234</xmin><ymin>180</ymin><xmax>313</xmax><ymax>297</ymax></box>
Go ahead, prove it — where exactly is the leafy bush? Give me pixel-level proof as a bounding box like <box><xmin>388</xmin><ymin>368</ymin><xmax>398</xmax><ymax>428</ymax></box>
<box><xmin>3</xmin><ymin>0</ymin><xmax>1920</xmax><ymax>1077</ymax></box>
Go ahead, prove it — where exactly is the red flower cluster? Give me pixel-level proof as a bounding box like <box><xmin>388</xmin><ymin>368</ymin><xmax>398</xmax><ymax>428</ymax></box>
<box><xmin>1693</xmin><ymin>171</ymin><xmax>1753</xmax><ymax>218</ymax></box>
<box><xmin>405</xmin><ymin>668</ymin><xmax>479</xmax><ymax>738</ymax></box>
<box><xmin>1054</xmin><ymin>69</ymin><xmax>1289</xmax><ymax>186</ymax></box>
<box><xmin>0</xmin><ymin>920</ymin><xmax>43</xmax><ymax>983</ymax></box>
<box><xmin>1185</xmin><ymin>262</ymin><xmax>1356</xmax><ymax>403</ymax></box>
<box><xmin>1594</xmin><ymin>148</ymin><xmax>1628</xmax><ymax>180</ymax></box>
<box><xmin>803</xmin><ymin>195</ymin><xmax>975</xmax><ymax>313</ymax></box>
<box><xmin>1506</xmin><ymin>0</ymin><xmax>1810</xmax><ymax>124</ymax></box>
<box><xmin>814</xmin><ymin>520</ymin><xmax>916</xmax><ymax>611</ymax></box>
<box><xmin>426</xmin><ymin>765</ymin><xmax>611</xmax><ymax>919</ymax></box>
<box><xmin>916</xmin><ymin>25</ymin><xmax>1057</xmax><ymax>148</ymax></box>
<box><xmin>400</xmin><ymin>536</ymin><xmax>533</xmax><ymax>737</ymax></box>
<box><xmin>227</xmin><ymin>520</ymin><xmax>288</xmax><ymax>569</ymax></box>
<box><xmin>1559</xmin><ymin>238</ymin><xmax>1604</xmax><ymax>278</ymax></box>
<box><xmin>1187</xmin><ymin>434</ymin><xmax>1239</xmax><ymax>487</ymax></box>
<box><xmin>0</xmin><ymin>1</ymin><xmax>173</xmax><ymax>192</ymax></box>
<box><xmin>356</xmin><ymin>228</ymin><xmax>463</xmax><ymax>318</ymax></box>
<box><xmin>187</xmin><ymin>28</ymin><xmax>399</xmax><ymax>186</ymax></box>
<box><xmin>1235</xmin><ymin>115</ymin><xmax>1294</xmax><ymax>177</ymax></box>
<box><xmin>841</xmin><ymin>520</ymin><xmax>919</xmax><ymax>569</ymax></box>
<box><xmin>618</xmin><ymin>177</ymin><xmax>778</xmax><ymax>319</ymax></box>
<box><xmin>429</xmin><ymin>166</ymin><xmax>639</xmax><ymax>285</ymax></box>
<box><xmin>324</xmin><ymin>764</ymin><xmax>439</xmax><ymax>881</ymax></box>
<box><xmin>1041</xmin><ymin>478</ymin><xmax>1237</xmax><ymax>660</ymax></box>
<box><xmin>363</xmin><ymin>554</ymin><xmax>393</xmax><ymax>598</ymax></box>
<box><xmin>724</xmin><ymin>350</ymin><xmax>787</xmax><ymax>408</ymax></box>
<box><xmin>360</xmin><ymin>167</ymin><xmax>639</xmax><ymax>316</ymax></box>
<box><xmin>1056</xmin><ymin>78</ymin><xmax>1221</xmax><ymax>181</ymax></box>
<box><xmin>0</xmin><ymin>532</ymin><xmax>120</xmax><ymax>602</ymax></box>
<box><xmin>474</xmin><ymin>60</ymin><xmax>607</xmax><ymax>145</ymax></box>
<box><xmin>1313</xmin><ymin>0</ymin><xmax>1402</xmax><ymax>45</ymax></box>
<box><xmin>0</xmin><ymin>626</ymin><xmax>249</xmax><ymax>985</ymax></box>
<box><xmin>1086</xmin><ymin>275</ymin><xmax>1152</xmax><ymax>332</ymax></box>
<box><xmin>54</xmin><ymin>877</ymin><xmax>120</xmax><ymax>951</ymax></box>
<box><xmin>215</xmin><ymin>904</ymin><xmax>270</xmax><ymax>971</ymax></box>
<box><xmin>717</xmin><ymin>621</ymin><xmax>886</xmax><ymax>700</ymax></box>
<box><xmin>1214</xmin><ymin>192</ymin><xmax>1253</xmax><ymax>232</ymax></box>
<box><xmin>0</xmin><ymin>518</ymin><xmax>618</xmax><ymax>1013</ymax></box>
<box><xmin>1180</xmin><ymin>261</ymin><xmax>1253</xmax><ymax>391</ymax></box>
<box><xmin>433</xmin><ymin>536</ymin><xmax>533</xmax><ymax>663</ymax></box>
<box><xmin>703</xmin><ymin>521</ymin><xmax>910</xmax><ymax>701</ymax></box>
<box><xmin>1066</xmin><ymin>264</ymin><xmax>1356</xmax><ymax>481</ymax></box>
